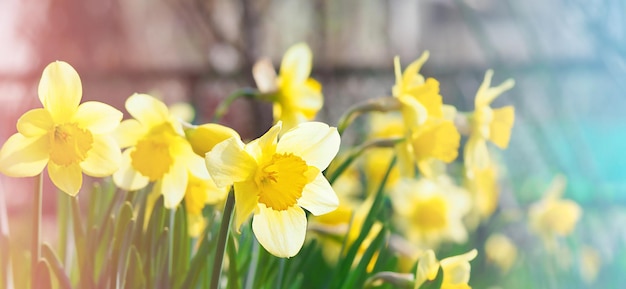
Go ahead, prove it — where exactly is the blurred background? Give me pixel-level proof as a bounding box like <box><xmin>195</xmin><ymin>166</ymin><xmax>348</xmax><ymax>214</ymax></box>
<box><xmin>0</xmin><ymin>0</ymin><xmax>624</xmax><ymax>288</ymax></box>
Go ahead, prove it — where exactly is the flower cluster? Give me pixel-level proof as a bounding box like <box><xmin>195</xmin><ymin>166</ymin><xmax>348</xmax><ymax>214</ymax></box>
<box><xmin>0</xmin><ymin>44</ymin><xmax>590</xmax><ymax>289</ymax></box>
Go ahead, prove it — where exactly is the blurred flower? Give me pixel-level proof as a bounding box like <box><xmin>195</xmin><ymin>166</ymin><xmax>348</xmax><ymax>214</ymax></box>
<box><xmin>464</xmin><ymin>70</ymin><xmax>515</xmax><ymax>169</ymax></box>
<box><xmin>414</xmin><ymin>249</ymin><xmax>478</xmax><ymax>289</ymax></box>
<box><xmin>464</xmin><ymin>161</ymin><xmax>500</xmax><ymax>226</ymax></box>
<box><xmin>528</xmin><ymin>175</ymin><xmax>582</xmax><ymax>250</ymax></box>
<box><xmin>364</xmin><ymin>112</ymin><xmax>403</xmax><ymax>189</ymax></box>
<box><xmin>579</xmin><ymin>245</ymin><xmax>601</xmax><ymax>284</ymax></box>
<box><xmin>391</xmin><ymin>177</ymin><xmax>470</xmax><ymax>248</ymax></box>
<box><xmin>113</xmin><ymin>94</ymin><xmax>208</xmax><ymax>208</ymax></box>
<box><xmin>391</xmin><ymin>53</ymin><xmax>460</xmax><ymax>178</ymax></box>
<box><xmin>253</xmin><ymin>43</ymin><xmax>323</xmax><ymax>133</ymax></box>
<box><xmin>205</xmin><ymin>121</ymin><xmax>340</xmax><ymax>257</ymax></box>
<box><xmin>0</xmin><ymin>61</ymin><xmax>122</xmax><ymax>196</ymax></box>
<box><xmin>485</xmin><ymin>233</ymin><xmax>517</xmax><ymax>273</ymax></box>
<box><xmin>184</xmin><ymin>172</ymin><xmax>229</xmax><ymax>237</ymax></box>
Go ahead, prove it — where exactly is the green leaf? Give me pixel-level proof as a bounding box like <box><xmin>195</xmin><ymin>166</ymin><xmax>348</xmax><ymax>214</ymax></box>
<box><xmin>340</xmin><ymin>228</ymin><xmax>388</xmax><ymax>289</ymax></box>
<box><xmin>41</xmin><ymin>243</ymin><xmax>72</xmax><ymax>289</ymax></box>
<box><xmin>32</xmin><ymin>259</ymin><xmax>53</xmax><ymax>289</ymax></box>
<box><xmin>123</xmin><ymin>246</ymin><xmax>146</xmax><ymax>289</ymax></box>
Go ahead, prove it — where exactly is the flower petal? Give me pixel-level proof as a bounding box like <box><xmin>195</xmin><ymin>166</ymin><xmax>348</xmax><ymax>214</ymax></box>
<box><xmin>115</xmin><ymin>119</ymin><xmax>146</xmax><ymax>148</ymax></box>
<box><xmin>464</xmin><ymin>136</ymin><xmax>489</xmax><ymax>170</ymax></box>
<box><xmin>185</xmin><ymin>123</ymin><xmax>240</xmax><ymax>157</ymax></box>
<box><xmin>276</xmin><ymin>122</ymin><xmax>340</xmax><ymax>170</ymax></box>
<box><xmin>125</xmin><ymin>94</ymin><xmax>170</xmax><ymax>127</ymax></box>
<box><xmin>0</xmin><ymin>134</ymin><xmax>49</xmax><ymax>177</ymax></box>
<box><xmin>80</xmin><ymin>135</ymin><xmax>121</xmax><ymax>177</ymax></box>
<box><xmin>489</xmin><ymin>106</ymin><xmax>515</xmax><ymax>149</ymax></box>
<box><xmin>298</xmin><ymin>173</ymin><xmax>338</xmax><ymax>216</ymax></box>
<box><xmin>73</xmin><ymin>101</ymin><xmax>123</xmax><ymax>134</ymax></box>
<box><xmin>48</xmin><ymin>162</ymin><xmax>83</xmax><ymax>196</ymax></box>
<box><xmin>253</xmin><ymin>58</ymin><xmax>278</xmax><ymax>93</ymax></box>
<box><xmin>279</xmin><ymin>43</ymin><xmax>312</xmax><ymax>84</ymax></box>
<box><xmin>38</xmin><ymin>61</ymin><xmax>82</xmax><ymax>123</ymax></box>
<box><xmin>113</xmin><ymin>149</ymin><xmax>149</xmax><ymax>191</ymax></box>
<box><xmin>233</xmin><ymin>180</ymin><xmax>259</xmax><ymax>231</ymax></box>
<box><xmin>398</xmin><ymin>95</ymin><xmax>428</xmax><ymax>128</ymax></box>
<box><xmin>415</xmin><ymin>250</ymin><xmax>439</xmax><ymax>288</ymax></box>
<box><xmin>161</xmin><ymin>160</ymin><xmax>188</xmax><ymax>209</ymax></box>
<box><xmin>252</xmin><ymin>205</ymin><xmax>307</xmax><ymax>258</ymax></box>
<box><xmin>16</xmin><ymin>108</ymin><xmax>53</xmax><ymax>137</ymax></box>
<box><xmin>247</xmin><ymin>122</ymin><xmax>281</xmax><ymax>159</ymax></box>
<box><xmin>205</xmin><ymin>137</ymin><xmax>256</xmax><ymax>187</ymax></box>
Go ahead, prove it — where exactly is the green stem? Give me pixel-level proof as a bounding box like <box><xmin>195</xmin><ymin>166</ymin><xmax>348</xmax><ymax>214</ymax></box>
<box><xmin>212</xmin><ymin>88</ymin><xmax>260</xmax><ymax>123</ymax></box>
<box><xmin>336</xmin><ymin>97</ymin><xmax>401</xmax><ymax>135</ymax></box>
<box><xmin>210</xmin><ymin>189</ymin><xmax>235</xmax><ymax>289</ymax></box>
<box><xmin>32</xmin><ymin>173</ymin><xmax>43</xmax><ymax>288</ymax></box>
<box><xmin>326</xmin><ymin>137</ymin><xmax>403</xmax><ymax>184</ymax></box>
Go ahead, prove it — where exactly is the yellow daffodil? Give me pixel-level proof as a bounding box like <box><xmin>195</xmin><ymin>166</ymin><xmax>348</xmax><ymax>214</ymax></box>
<box><xmin>414</xmin><ymin>249</ymin><xmax>478</xmax><ymax>289</ymax></box>
<box><xmin>392</xmin><ymin>177</ymin><xmax>470</xmax><ymax>248</ymax></box>
<box><xmin>0</xmin><ymin>61</ymin><xmax>122</xmax><ymax>196</ymax></box>
<box><xmin>113</xmin><ymin>94</ymin><xmax>208</xmax><ymax>208</ymax></box>
<box><xmin>252</xmin><ymin>43</ymin><xmax>323</xmax><ymax>133</ymax></box>
<box><xmin>205</xmin><ymin>121</ymin><xmax>340</xmax><ymax>257</ymax></box>
<box><xmin>464</xmin><ymin>70</ymin><xmax>515</xmax><ymax>169</ymax></box>
<box><xmin>528</xmin><ymin>175</ymin><xmax>582</xmax><ymax>250</ymax></box>
<box><xmin>392</xmin><ymin>53</ymin><xmax>460</xmax><ymax>178</ymax></box>
<box><xmin>485</xmin><ymin>233</ymin><xmax>517</xmax><ymax>272</ymax></box>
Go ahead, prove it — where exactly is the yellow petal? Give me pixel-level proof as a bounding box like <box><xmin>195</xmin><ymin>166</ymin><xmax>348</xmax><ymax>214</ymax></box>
<box><xmin>185</xmin><ymin>150</ymin><xmax>210</xmax><ymax>179</ymax></box>
<box><xmin>406</xmin><ymin>78</ymin><xmax>443</xmax><ymax>118</ymax></box>
<box><xmin>399</xmin><ymin>95</ymin><xmax>428</xmax><ymax>128</ymax></box>
<box><xmin>113</xmin><ymin>149</ymin><xmax>150</xmax><ymax>191</ymax></box>
<box><xmin>168</xmin><ymin>102</ymin><xmax>195</xmax><ymax>123</ymax></box>
<box><xmin>80</xmin><ymin>135</ymin><xmax>121</xmax><ymax>177</ymax></box>
<box><xmin>161</xmin><ymin>161</ymin><xmax>188</xmax><ymax>209</ymax></box>
<box><xmin>395</xmin><ymin>141</ymin><xmax>415</xmax><ymax>178</ymax></box>
<box><xmin>252</xmin><ymin>205</ymin><xmax>307</xmax><ymax>258</ymax></box>
<box><xmin>48</xmin><ymin>162</ymin><xmax>83</xmax><ymax>196</ymax></box>
<box><xmin>279</xmin><ymin>43</ymin><xmax>312</xmax><ymax>84</ymax></box>
<box><xmin>276</xmin><ymin>122</ymin><xmax>340</xmax><ymax>170</ymax></box>
<box><xmin>464</xmin><ymin>136</ymin><xmax>489</xmax><ymax>170</ymax></box>
<box><xmin>414</xmin><ymin>250</ymin><xmax>439</xmax><ymax>289</ymax></box>
<box><xmin>297</xmin><ymin>173</ymin><xmax>338</xmax><ymax>216</ymax></box>
<box><xmin>234</xmin><ymin>180</ymin><xmax>259</xmax><ymax>231</ymax></box>
<box><xmin>246</xmin><ymin>122</ymin><xmax>281</xmax><ymax>159</ymax></box>
<box><xmin>185</xmin><ymin>123</ymin><xmax>240</xmax><ymax>157</ymax></box>
<box><xmin>125</xmin><ymin>94</ymin><xmax>170</xmax><ymax>127</ymax></box>
<box><xmin>38</xmin><ymin>61</ymin><xmax>82</xmax><ymax>123</ymax></box>
<box><xmin>413</xmin><ymin>120</ymin><xmax>460</xmax><ymax>163</ymax></box>
<box><xmin>16</xmin><ymin>108</ymin><xmax>53</xmax><ymax>137</ymax></box>
<box><xmin>489</xmin><ymin>106</ymin><xmax>515</xmax><ymax>148</ymax></box>
<box><xmin>205</xmin><ymin>137</ymin><xmax>256</xmax><ymax>187</ymax></box>
<box><xmin>440</xmin><ymin>249</ymin><xmax>477</xmax><ymax>285</ymax></box>
<box><xmin>402</xmin><ymin>51</ymin><xmax>430</xmax><ymax>87</ymax></box>
<box><xmin>475</xmin><ymin>70</ymin><xmax>515</xmax><ymax>107</ymax></box>
<box><xmin>0</xmin><ymin>134</ymin><xmax>49</xmax><ymax>177</ymax></box>
<box><xmin>253</xmin><ymin>58</ymin><xmax>278</xmax><ymax>93</ymax></box>
<box><xmin>73</xmin><ymin>101</ymin><xmax>123</xmax><ymax>134</ymax></box>
<box><xmin>115</xmin><ymin>119</ymin><xmax>146</xmax><ymax>148</ymax></box>
<box><xmin>291</xmin><ymin>78</ymin><xmax>323</xmax><ymax>119</ymax></box>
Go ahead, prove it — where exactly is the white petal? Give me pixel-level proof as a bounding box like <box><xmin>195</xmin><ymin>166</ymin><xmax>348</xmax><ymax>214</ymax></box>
<box><xmin>276</xmin><ymin>122</ymin><xmax>340</xmax><ymax>170</ymax></box>
<box><xmin>161</xmin><ymin>161</ymin><xmax>188</xmax><ymax>209</ymax></box>
<box><xmin>297</xmin><ymin>173</ymin><xmax>338</xmax><ymax>216</ymax></box>
<box><xmin>205</xmin><ymin>137</ymin><xmax>256</xmax><ymax>187</ymax></box>
<box><xmin>112</xmin><ymin>149</ymin><xmax>149</xmax><ymax>191</ymax></box>
<box><xmin>252</xmin><ymin>205</ymin><xmax>307</xmax><ymax>258</ymax></box>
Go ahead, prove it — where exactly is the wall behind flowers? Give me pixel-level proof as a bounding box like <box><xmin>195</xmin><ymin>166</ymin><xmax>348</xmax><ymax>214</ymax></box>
<box><xmin>0</xmin><ymin>0</ymin><xmax>624</xmax><ymax>288</ymax></box>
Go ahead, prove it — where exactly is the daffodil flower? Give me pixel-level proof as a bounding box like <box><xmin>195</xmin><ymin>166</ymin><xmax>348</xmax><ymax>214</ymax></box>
<box><xmin>253</xmin><ymin>43</ymin><xmax>323</xmax><ymax>133</ymax></box>
<box><xmin>414</xmin><ymin>249</ymin><xmax>478</xmax><ymax>289</ymax></box>
<box><xmin>464</xmin><ymin>70</ymin><xmax>515</xmax><ymax>169</ymax></box>
<box><xmin>113</xmin><ymin>94</ymin><xmax>208</xmax><ymax>208</ymax></box>
<box><xmin>184</xmin><ymin>172</ymin><xmax>229</xmax><ymax>237</ymax></box>
<box><xmin>391</xmin><ymin>177</ymin><xmax>470</xmax><ymax>248</ymax></box>
<box><xmin>528</xmin><ymin>175</ymin><xmax>582</xmax><ymax>250</ymax></box>
<box><xmin>485</xmin><ymin>233</ymin><xmax>517</xmax><ymax>273</ymax></box>
<box><xmin>392</xmin><ymin>53</ymin><xmax>460</xmax><ymax>177</ymax></box>
<box><xmin>205</xmin><ymin>121</ymin><xmax>340</xmax><ymax>257</ymax></box>
<box><xmin>0</xmin><ymin>61</ymin><xmax>122</xmax><ymax>196</ymax></box>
